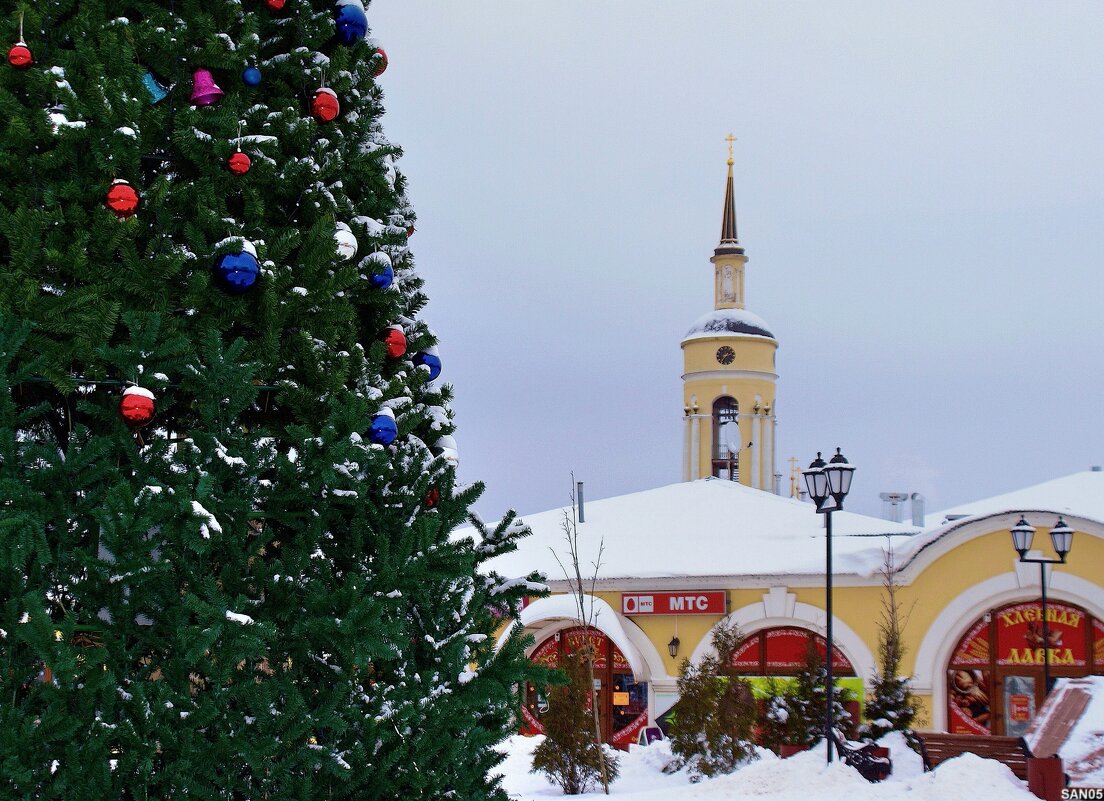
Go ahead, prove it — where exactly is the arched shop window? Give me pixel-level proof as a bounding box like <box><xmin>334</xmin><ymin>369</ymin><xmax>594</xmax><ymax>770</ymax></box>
<box><xmin>726</xmin><ymin>626</ymin><xmax>861</xmax><ymax>734</ymax></box>
<box><xmin>522</xmin><ymin>626</ymin><xmax>649</xmax><ymax>749</ymax></box>
<box><xmin>947</xmin><ymin>600</ymin><xmax>1104</xmax><ymax>736</ymax></box>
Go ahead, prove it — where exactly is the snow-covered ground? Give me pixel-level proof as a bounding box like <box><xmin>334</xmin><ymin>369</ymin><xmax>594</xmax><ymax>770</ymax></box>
<box><xmin>494</xmin><ymin>732</ymin><xmax>1045</xmax><ymax>801</ymax></box>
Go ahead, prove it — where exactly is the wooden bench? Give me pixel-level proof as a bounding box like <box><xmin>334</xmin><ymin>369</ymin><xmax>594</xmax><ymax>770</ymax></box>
<box><xmin>830</xmin><ymin>730</ymin><xmax>892</xmax><ymax>782</ymax></box>
<box><xmin>914</xmin><ymin>732</ymin><xmax>1029</xmax><ymax>780</ymax></box>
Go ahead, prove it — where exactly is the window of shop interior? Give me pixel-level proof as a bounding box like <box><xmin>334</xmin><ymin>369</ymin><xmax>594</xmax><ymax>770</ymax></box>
<box><xmin>522</xmin><ymin>626</ymin><xmax>649</xmax><ymax>749</ymax></box>
<box><xmin>947</xmin><ymin>600</ymin><xmax>1102</xmax><ymax>736</ymax></box>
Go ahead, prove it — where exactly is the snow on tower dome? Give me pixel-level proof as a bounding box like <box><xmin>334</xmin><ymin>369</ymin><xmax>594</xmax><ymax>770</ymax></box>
<box><xmin>682</xmin><ymin>307</ymin><xmax>774</xmax><ymax>341</ymax></box>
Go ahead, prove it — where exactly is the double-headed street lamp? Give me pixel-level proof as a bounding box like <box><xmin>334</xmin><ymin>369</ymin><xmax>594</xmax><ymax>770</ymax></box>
<box><xmin>1009</xmin><ymin>515</ymin><xmax>1075</xmax><ymax>695</ymax></box>
<box><xmin>803</xmin><ymin>448</ymin><xmax>855</xmax><ymax>764</ymax></box>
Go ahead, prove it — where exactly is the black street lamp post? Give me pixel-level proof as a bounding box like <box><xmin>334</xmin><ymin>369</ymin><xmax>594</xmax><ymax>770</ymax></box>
<box><xmin>1009</xmin><ymin>515</ymin><xmax>1075</xmax><ymax>695</ymax></box>
<box><xmin>803</xmin><ymin>448</ymin><xmax>855</xmax><ymax>764</ymax></box>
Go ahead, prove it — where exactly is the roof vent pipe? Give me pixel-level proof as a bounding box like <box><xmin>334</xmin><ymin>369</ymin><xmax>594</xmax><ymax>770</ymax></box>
<box><xmin>911</xmin><ymin>493</ymin><xmax>925</xmax><ymax>527</ymax></box>
<box><xmin>577</xmin><ymin>481</ymin><xmax>585</xmax><ymax>523</ymax></box>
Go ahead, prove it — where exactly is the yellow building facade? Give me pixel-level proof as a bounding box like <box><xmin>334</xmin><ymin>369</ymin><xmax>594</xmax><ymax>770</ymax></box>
<box><xmin>489</xmin><ymin>157</ymin><xmax>1104</xmax><ymax>747</ymax></box>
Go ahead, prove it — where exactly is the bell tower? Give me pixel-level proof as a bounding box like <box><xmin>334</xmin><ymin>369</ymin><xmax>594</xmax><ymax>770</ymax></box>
<box><xmin>681</xmin><ymin>138</ymin><xmax>779</xmax><ymax>492</ymax></box>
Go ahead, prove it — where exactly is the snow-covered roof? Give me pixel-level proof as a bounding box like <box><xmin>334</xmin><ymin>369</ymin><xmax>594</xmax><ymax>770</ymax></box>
<box><xmin>883</xmin><ymin>470</ymin><xmax>1104</xmax><ymax>571</ymax></box>
<box><xmin>683</xmin><ymin>308</ymin><xmax>774</xmax><ymax>341</ymax></box>
<box><xmin>478</xmin><ymin>478</ymin><xmax>919</xmax><ymax>582</ymax></box>
<box><xmin>924</xmin><ymin>469</ymin><xmax>1104</xmax><ymax>529</ymax></box>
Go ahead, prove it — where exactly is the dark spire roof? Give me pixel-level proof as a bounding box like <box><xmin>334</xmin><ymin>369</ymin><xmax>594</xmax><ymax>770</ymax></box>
<box><xmin>716</xmin><ymin>142</ymin><xmax>744</xmax><ymax>256</ymax></box>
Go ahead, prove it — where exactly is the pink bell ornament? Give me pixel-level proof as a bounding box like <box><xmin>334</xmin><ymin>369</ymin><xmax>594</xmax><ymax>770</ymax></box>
<box><xmin>190</xmin><ymin>69</ymin><xmax>224</xmax><ymax>106</ymax></box>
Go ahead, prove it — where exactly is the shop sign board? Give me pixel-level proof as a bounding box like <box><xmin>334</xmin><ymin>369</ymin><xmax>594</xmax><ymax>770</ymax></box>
<box><xmin>621</xmin><ymin>591</ymin><xmax>726</xmax><ymax>616</ymax></box>
<box><xmin>994</xmin><ymin>602</ymin><xmax>1086</xmax><ymax>667</ymax></box>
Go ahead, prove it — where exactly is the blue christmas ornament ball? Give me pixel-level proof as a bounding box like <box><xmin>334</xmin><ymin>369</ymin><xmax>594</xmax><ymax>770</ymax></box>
<box><xmin>369</xmin><ymin>262</ymin><xmax>394</xmax><ymax>290</ymax></box>
<box><xmin>214</xmin><ymin>251</ymin><xmax>260</xmax><ymax>294</ymax></box>
<box><xmin>413</xmin><ymin>351</ymin><xmax>442</xmax><ymax>382</ymax></box>
<box><xmin>335</xmin><ymin>3</ymin><xmax>368</xmax><ymax>45</ymax></box>
<box><xmin>242</xmin><ymin>66</ymin><xmax>262</xmax><ymax>86</ymax></box>
<box><xmin>369</xmin><ymin>413</ymin><xmax>398</xmax><ymax>445</ymax></box>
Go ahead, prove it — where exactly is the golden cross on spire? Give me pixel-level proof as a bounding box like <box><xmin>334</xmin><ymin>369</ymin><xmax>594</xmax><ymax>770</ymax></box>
<box><xmin>725</xmin><ymin>133</ymin><xmax>736</xmax><ymax>166</ymax></box>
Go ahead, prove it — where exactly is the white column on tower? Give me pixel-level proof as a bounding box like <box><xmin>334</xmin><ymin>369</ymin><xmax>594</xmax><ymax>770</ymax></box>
<box><xmin>690</xmin><ymin>414</ymin><xmax>701</xmax><ymax>480</ymax></box>
<box><xmin>682</xmin><ymin>412</ymin><xmax>691</xmax><ymax>481</ymax></box>
<box><xmin>764</xmin><ymin>409</ymin><xmax>775</xmax><ymax>492</ymax></box>
<box><xmin>751</xmin><ymin>407</ymin><xmax>761</xmax><ymax>489</ymax></box>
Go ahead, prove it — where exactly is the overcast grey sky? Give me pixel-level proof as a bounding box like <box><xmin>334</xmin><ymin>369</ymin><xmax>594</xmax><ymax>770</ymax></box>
<box><xmin>369</xmin><ymin>1</ymin><xmax>1104</xmax><ymax>523</ymax></box>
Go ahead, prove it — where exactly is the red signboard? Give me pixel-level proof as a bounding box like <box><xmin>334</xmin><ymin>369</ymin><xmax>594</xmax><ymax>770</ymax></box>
<box><xmin>994</xmin><ymin>602</ymin><xmax>1086</xmax><ymax>667</ymax></box>
<box><xmin>611</xmin><ymin>712</ymin><xmax>648</xmax><ymax>748</ymax></box>
<box><xmin>530</xmin><ymin>636</ymin><xmax>560</xmax><ymax>669</ymax></box>
<box><xmin>565</xmin><ymin>628</ymin><xmax>608</xmax><ymax>669</ymax></box>
<box><xmin>730</xmin><ymin>634</ymin><xmax>761</xmax><ymax>670</ymax></box>
<box><xmin>1095</xmin><ymin>618</ymin><xmax>1104</xmax><ymax>667</ymax></box>
<box><xmin>621</xmin><ymin>591</ymin><xmax>727</xmax><ymax>616</ymax></box>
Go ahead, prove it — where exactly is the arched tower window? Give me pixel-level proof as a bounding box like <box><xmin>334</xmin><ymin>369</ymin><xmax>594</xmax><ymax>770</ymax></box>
<box><xmin>712</xmin><ymin>396</ymin><xmax>740</xmax><ymax>480</ymax></box>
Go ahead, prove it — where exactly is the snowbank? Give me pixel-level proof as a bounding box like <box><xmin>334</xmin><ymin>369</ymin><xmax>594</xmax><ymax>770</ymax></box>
<box><xmin>493</xmin><ymin>733</ymin><xmax>1041</xmax><ymax>801</ymax></box>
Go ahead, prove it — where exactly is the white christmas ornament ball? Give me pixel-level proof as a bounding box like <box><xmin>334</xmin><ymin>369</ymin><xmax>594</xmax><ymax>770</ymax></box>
<box><xmin>334</xmin><ymin>223</ymin><xmax>358</xmax><ymax>260</ymax></box>
<box><xmin>434</xmin><ymin>434</ymin><xmax>459</xmax><ymax>467</ymax></box>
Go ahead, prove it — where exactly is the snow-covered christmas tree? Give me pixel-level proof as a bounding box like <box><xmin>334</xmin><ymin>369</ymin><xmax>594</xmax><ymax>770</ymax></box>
<box><xmin>0</xmin><ymin>1</ymin><xmax>540</xmax><ymax>797</ymax></box>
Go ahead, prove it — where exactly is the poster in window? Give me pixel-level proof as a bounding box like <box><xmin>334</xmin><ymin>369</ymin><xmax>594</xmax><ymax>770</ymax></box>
<box><xmin>950</xmin><ymin>617</ymin><xmax>990</xmax><ymax>666</ymax></box>
<box><xmin>1002</xmin><ymin>675</ymin><xmax>1036</xmax><ymax>738</ymax></box>
<box><xmin>948</xmin><ymin>669</ymin><xmax>991</xmax><ymax>734</ymax></box>
<box><xmin>1094</xmin><ymin>618</ymin><xmax>1104</xmax><ymax>668</ymax></box>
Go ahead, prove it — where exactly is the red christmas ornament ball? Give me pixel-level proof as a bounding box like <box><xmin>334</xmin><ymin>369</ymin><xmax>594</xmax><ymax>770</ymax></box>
<box><xmin>228</xmin><ymin>151</ymin><xmax>252</xmax><ymax>175</ymax></box>
<box><xmin>424</xmin><ymin>487</ymin><xmax>440</xmax><ymax>509</ymax></box>
<box><xmin>311</xmin><ymin>88</ymin><xmax>340</xmax><ymax>123</ymax></box>
<box><xmin>8</xmin><ymin>42</ymin><xmax>32</xmax><ymax>69</ymax></box>
<box><xmin>119</xmin><ymin>387</ymin><xmax>156</xmax><ymax>428</ymax></box>
<box><xmin>265</xmin><ymin>0</ymin><xmax>286</xmax><ymax>9</ymax></box>
<box><xmin>105</xmin><ymin>180</ymin><xmax>140</xmax><ymax>218</ymax></box>
<box><xmin>381</xmin><ymin>326</ymin><xmax>407</xmax><ymax>358</ymax></box>
<box><xmin>372</xmin><ymin>47</ymin><xmax>389</xmax><ymax>77</ymax></box>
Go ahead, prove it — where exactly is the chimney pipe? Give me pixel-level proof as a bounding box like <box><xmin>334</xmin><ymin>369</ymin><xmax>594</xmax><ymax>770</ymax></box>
<box><xmin>577</xmin><ymin>481</ymin><xmax>585</xmax><ymax>523</ymax></box>
<box><xmin>910</xmin><ymin>493</ymin><xmax>925</xmax><ymax>527</ymax></box>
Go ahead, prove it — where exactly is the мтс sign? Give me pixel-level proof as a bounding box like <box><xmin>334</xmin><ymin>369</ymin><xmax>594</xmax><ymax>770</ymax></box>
<box><xmin>621</xmin><ymin>591</ymin><xmax>726</xmax><ymax>616</ymax></box>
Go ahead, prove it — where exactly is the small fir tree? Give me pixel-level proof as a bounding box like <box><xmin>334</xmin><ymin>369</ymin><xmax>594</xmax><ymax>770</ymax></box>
<box><xmin>772</xmin><ymin>641</ymin><xmax>854</xmax><ymax>748</ymax></box>
<box><xmin>531</xmin><ymin>652</ymin><xmax>621</xmax><ymax>795</ymax></box>
<box><xmin>859</xmin><ymin>551</ymin><xmax>922</xmax><ymax>745</ymax></box>
<box><xmin>664</xmin><ymin>620</ymin><xmax>758</xmax><ymax>781</ymax></box>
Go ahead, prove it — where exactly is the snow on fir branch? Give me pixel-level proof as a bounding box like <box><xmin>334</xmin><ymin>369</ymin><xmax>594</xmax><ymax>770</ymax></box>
<box><xmin>191</xmin><ymin>501</ymin><xmax>222</xmax><ymax>539</ymax></box>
